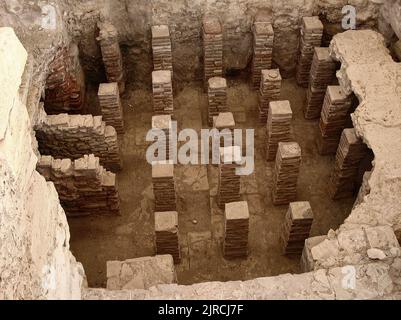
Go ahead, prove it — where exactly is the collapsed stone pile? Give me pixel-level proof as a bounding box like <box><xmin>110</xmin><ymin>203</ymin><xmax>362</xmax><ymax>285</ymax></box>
<box><xmin>36</xmin><ymin>114</ymin><xmax>122</xmax><ymax>172</ymax></box>
<box><xmin>37</xmin><ymin>154</ymin><xmax>120</xmax><ymax>216</ymax></box>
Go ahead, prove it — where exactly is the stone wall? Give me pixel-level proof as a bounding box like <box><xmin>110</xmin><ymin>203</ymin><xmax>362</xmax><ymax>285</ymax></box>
<box><xmin>35</xmin><ymin>113</ymin><xmax>122</xmax><ymax>172</ymax></box>
<box><xmin>0</xmin><ymin>27</ymin><xmax>85</xmax><ymax>300</ymax></box>
<box><xmin>37</xmin><ymin>154</ymin><xmax>120</xmax><ymax>217</ymax></box>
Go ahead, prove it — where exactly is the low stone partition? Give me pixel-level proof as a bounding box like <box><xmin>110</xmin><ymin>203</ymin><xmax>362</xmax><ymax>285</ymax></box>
<box><xmin>35</xmin><ymin>113</ymin><xmax>122</xmax><ymax>172</ymax></box>
<box><xmin>37</xmin><ymin>154</ymin><xmax>120</xmax><ymax>217</ymax></box>
<box><xmin>106</xmin><ymin>255</ymin><xmax>176</xmax><ymax>290</ymax></box>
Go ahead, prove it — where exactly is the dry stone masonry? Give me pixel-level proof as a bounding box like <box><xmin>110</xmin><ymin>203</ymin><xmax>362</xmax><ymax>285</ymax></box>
<box><xmin>258</xmin><ymin>69</ymin><xmax>282</xmax><ymax>124</ymax></box>
<box><xmin>304</xmin><ymin>48</ymin><xmax>337</xmax><ymax>119</ymax></box>
<box><xmin>152</xmin><ymin>70</ymin><xmax>174</xmax><ymax>115</ymax></box>
<box><xmin>98</xmin><ymin>82</ymin><xmax>125</xmax><ymax>134</ymax></box>
<box><xmin>296</xmin><ymin>17</ymin><xmax>323</xmax><ymax>87</ymax></box>
<box><xmin>280</xmin><ymin>202</ymin><xmax>314</xmax><ymax>256</ymax></box>
<box><xmin>202</xmin><ymin>16</ymin><xmax>223</xmax><ymax>90</ymax></box>
<box><xmin>217</xmin><ymin>146</ymin><xmax>241</xmax><ymax>209</ymax></box>
<box><xmin>329</xmin><ymin>128</ymin><xmax>368</xmax><ymax>200</ymax></box>
<box><xmin>318</xmin><ymin>86</ymin><xmax>353</xmax><ymax>155</ymax></box>
<box><xmin>152</xmin><ymin>115</ymin><xmax>173</xmax><ymax>161</ymax></box>
<box><xmin>272</xmin><ymin>142</ymin><xmax>302</xmax><ymax>206</ymax></box>
<box><xmin>36</xmin><ymin>114</ymin><xmax>122</xmax><ymax>172</ymax></box>
<box><xmin>152</xmin><ymin>25</ymin><xmax>173</xmax><ymax>73</ymax></box>
<box><xmin>266</xmin><ymin>100</ymin><xmax>293</xmax><ymax>161</ymax></box>
<box><xmin>37</xmin><ymin>154</ymin><xmax>120</xmax><ymax>216</ymax></box>
<box><xmin>208</xmin><ymin>77</ymin><xmax>228</xmax><ymax>126</ymax></box>
<box><xmin>152</xmin><ymin>162</ymin><xmax>177</xmax><ymax>212</ymax></box>
<box><xmin>251</xmin><ymin>21</ymin><xmax>274</xmax><ymax>89</ymax></box>
<box><xmin>154</xmin><ymin>211</ymin><xmax>181</xmax><ymax>264</ymax></box>
<box><xmin>97</xmin><ymin>21</ymin><xmax>125</xmax><ymax>93</ymax></box>
<box><xmin>223</xmin><ymin>201</ymin><xmax>249</xmax><ymax>259</ymax></box>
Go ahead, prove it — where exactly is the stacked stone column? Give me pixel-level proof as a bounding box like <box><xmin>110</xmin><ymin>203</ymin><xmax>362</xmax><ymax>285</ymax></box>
<box><xmin>266</xmin><ymin>101</ymin><xmax>292</xmax><ymax>161</ymax></box>
<box><xmin>208</xmin><ymin>77</ymin><xmax>228</xmax><ymax>126</ymax></box>
<box><xmin>152</xmin><ymin>70</ymin><xmax>174</xmax><ymax>115</ymax></box>
<box><xmin>272</xmin><ymin>142</ymin><xmax>302</xmax><ymax>205</ymax></box>
<box><xmin>152</xmin><ymin>162</ymin><xmax>177</xmax><ymax>212</ymax></box>
<box><xmin>280</xmin><ymin>202</ymin><xmax>314</xmax><ymax>256</ymax></box>
<box><xmin>251</xmin><ymin>21</ymin><xmax>274</xmax><ymax>89</ymax></box>
<box><xmin>217</xmin><ymin>146</ymin><xmax>241</xmax><ymax>209</ymax></box>
<box><xmin>214</xmin><ymin>112</ymin><xmax>235</xmax><ymax>147</ymax></box>
<box><xmin>155</xmin><ymin>211</ymin><xmax>181</xmax><ymax>264</ymax></box>
<box><xmin>296</xmin><ymin>16</ymin><xmax>323</xmax><ymax>87</ymax></box>
<box><xmin>329</xmin><ymin>129</ymin><xmax>368</xmax><ymax>200</ymax></box>
<box><xmin>223</xmin><ymin>201</ymin><xmax>249</xmax><ymax>259</ymax></box>
<box><xmin>98</xmin><ymin>82</ymin><xmax>125</xmax><ymax>134</ymax></box>
<box><xmin>97</xmin><ymin>21</ymin><xmax>125</xmax><ymax>93</ymax></box>
<box><xmin>152</xmin><ymin>115</ymin><xmax>172</xmax><ymax>161</ymax></box>
<box><xmin>304</xmin><ymin>47</ymin><xmax>337</xmax><ymax>119</ymax></box>
<box><xmin>202</xmin><ymin>16</ymin><xmax>223</xmax><ymax>90</ymax></box>
<box><xmin>151</xmin><ymin>25</ymin><xmax>173</xmax><ymax>73</ymax></box>
<box><xmin>258</xmin><ymin>69</ymin><xmax>282</xmax><ymax>124</ymax></box>
<box><xmin>318</xmin><ymin>86</ymin><xmax>352</xmax><ymax>155</ymax></box>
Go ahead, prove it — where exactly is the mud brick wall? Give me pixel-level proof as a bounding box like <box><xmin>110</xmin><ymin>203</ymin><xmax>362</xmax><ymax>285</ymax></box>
<box><xmin>35</xmin><ymin>113</ymin><xmax>122</xmax><ymax>172</ymax></box>
<box><xmin>37</xmin><ymin>154</ymin><xmax>120</xmax><ymax>216</ymax></box>
<box><xmin>44</xmin><ymin>45</ymin><xmax>85</xmax><ymax>114</ymax></box>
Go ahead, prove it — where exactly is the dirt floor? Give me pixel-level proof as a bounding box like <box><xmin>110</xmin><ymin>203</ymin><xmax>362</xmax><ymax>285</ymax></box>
<box><xmin>68</xmin><ymin>78</ymin><xmax>355</xmax><ymax>288</ymax></box>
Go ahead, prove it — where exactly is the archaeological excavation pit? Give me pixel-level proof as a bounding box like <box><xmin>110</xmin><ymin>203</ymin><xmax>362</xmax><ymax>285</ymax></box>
<box><xmin>1</xmin><ymin>0</ymin><xmax>401</xmax><ymax>301</ymax></box>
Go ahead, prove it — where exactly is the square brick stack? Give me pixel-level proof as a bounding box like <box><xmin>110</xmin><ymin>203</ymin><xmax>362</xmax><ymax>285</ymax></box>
<box><xmin>329</xmin><ymin>129</ymin><xmax>368</xmax><ymax>200</ymax></box>
<box><xmin>214</xmin><ymin>112</ymin><xmax>235</xmax><ymax>147</ymax></box>
<box><xmin>259</xmin><ymin>69</ymin><xmax>282</xmax><ymax>124</ymax></box>
<box><xmin>318</xmin><ymin>86</ymin><xmax>352</xmax><ymax>155</ymax></box>
<box><xmin>272</xmin><ymin>142</ymin><xmax>302</xmax><ymax>205</ymax></box>
<box><xmin>152</xmin><ymin>162</ymin><xmax>177</xmax><ymax>212</ymax></box>
<box><xmin>152</xmin><ymin>115</ymin><xmax>172</xmax><ymax>161</ymax></box>
<box><xmin>152</xmin><ymin>25</ymin><xmax>173</xmax><ymax>72</ymax></box>
<box><xmin>208</xmin><ymin>77</ymin><xmax>228</xmax><ymax>126</ymax></box>
<box><xmin>266</xmin><ymin>100</ymin><xmax>293</xmax><ymax>161</ymax></box>
<box><xmin>97</xmin><ymin>21</ymin><xmax>125</xmax><ymax>93</ymax></box>
<box><xmin>223</xmin><ymin>201</ymin><xmax>249</xmax><ymax>259</ymax></box>
<box><xmin>152</xmin><ymin>70</ymin><xmax>173</xmax><ymax>115</ymax></box>
<box><xmin>155</xmin><ymin>211</ymin><xmax>181</xmax><ymax>264</ymax></box>
<box><xmin>217</xmin><ymin>146</ymin><xmax>242</xmax><ymax>209</ymax></box>
<box><xmin>98</xmin><ymin>82</ymin><xmax>125</xmax><ymax>134</ymax></box>
<box><xmin>251</xmin><ymin>22</ymin><xmax>274</xmax><ymax>89</ymax></box>
<box><xmin>203</xmin><ymin>16</ymin><xmax>223</xmax><ymax>90</ymax></box>
<box><xmin>304</xmin><ymin>48</ymin><xmax>337</xmax><ymax>119</ymax></box>
<box><xmin>280</xmin><ymin>201</ymin><xmax>314</xmax><ymax>256</ymax></box>
<box><xmin>296</xmin><ymin>16</ymin><xmax>323</xmax><ymax>87</ymax></box>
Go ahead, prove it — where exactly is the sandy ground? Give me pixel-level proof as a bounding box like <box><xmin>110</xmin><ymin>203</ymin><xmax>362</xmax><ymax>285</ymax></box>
<box><xmin>68</xmin><ymin>78</ymin><xmax>355</xmax><ymax>287</ymax></box>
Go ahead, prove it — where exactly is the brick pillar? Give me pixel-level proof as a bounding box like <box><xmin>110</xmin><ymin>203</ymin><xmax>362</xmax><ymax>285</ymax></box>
<box><xmin>152</xmin><ymin>115</ymin><xmax>172</xmax><ymax>161</ymax></box>
<box><xmin>217</xmin><ymin>146</ymin><xmax>241</xmax><ymax>209</ymax></box>
<box><xmin>155</xmin><ymin>211</ymin><xmax>181</xmax><ymax>264</ymax></box>
<box><xmin>202</xmin><ymin>16</ymin><xmax>223</xmax><ymax>90</ymax></box>
<box><xmin>97</xmin><ymin>21</ymin><xmax>125</xmax><ymax>93</ymax></box>
<box><xmin>152</xmin><ymin>162</ymin><xmax>177</xmax><ymax>212</ymax></box>
<box><xmin>304</xmin><ymin>48</ymin><xmax>337</xmax><ymax>119</ymax></box>
<box><xmin>98</xmin><ymin>82</ymin><xmax>125</xmax><ymax>134</ymax></box>
<box><xmin>251</xmin><ymin>21</ymin><xmax>274</xmax><ymax>89</ymax></box>
<box><xmin>223</xmin><ymin>201</ymin><xmax>249</xmax><ymax>259</ymax></box>
<box><xmin>152</xmin><ymin>25</ymin><xmax>173</xmax><ymax>72</ymax></box>
<box><xmin>296</xmin><ymin>16</ymin><xmax>323</xmax><ymax>87</ymax></box>
<box><xmin>152</xmin><ymin>70</ymin><xmax>173</xmax><ymax>115</ymax></box>
<box><xmin>258</xmin><ymin>69</ymin><xmax>282</xmax><ymax>124</ymax></box>
<box><xmin>208</xmin><ymin>77</ymin><xmax>228</xmax><ymax>126</ymax></box>
<box><xmin>280</xmin><ymin>201</ymin><xmax>313</xmax><ymax>256</ymax></box>
<box><xmin>318</xmin><ymin>86</ymin><xmax>352</xmax><ymax>155</ymax></box>
<box><xmin>214</xmin><ymin>112</ymin><xmax>235</xmax><ymax>147</ymax></box>
<box><xmin>272</xmin><ymin>142</ymin><xmax>302</xmax><ymax>205</ymax></box>
<box><xmin>266</xmin><ymin>100</ymin><xmax>292</xmax><ymax>161</ymax></box>
<box><xmin>329</xmin><ymin>129</ymin><xmax>368</xmax><ymax>200</ymax></box>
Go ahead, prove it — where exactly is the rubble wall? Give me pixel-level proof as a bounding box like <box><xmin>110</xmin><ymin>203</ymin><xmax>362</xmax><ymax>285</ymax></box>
<box><xmin>0</xmin><ymin>27</ymin><xmax>85</xmax><ymax>300</ymax></box>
